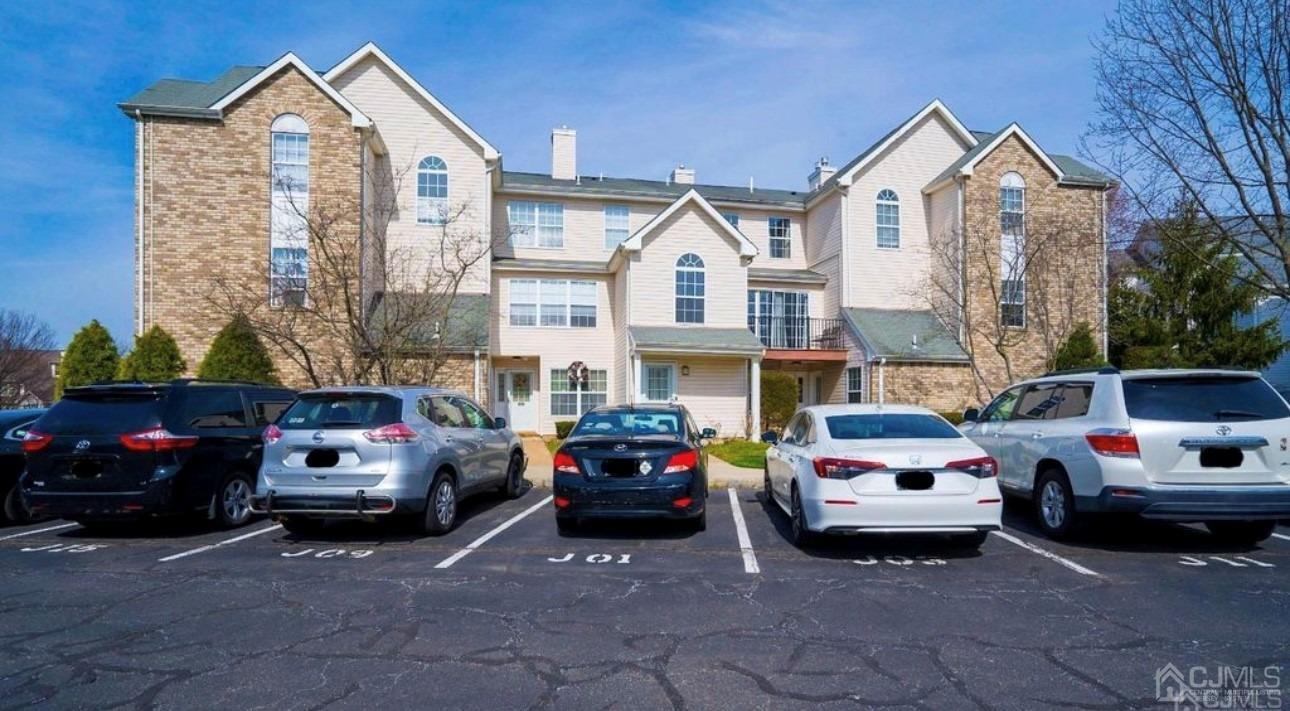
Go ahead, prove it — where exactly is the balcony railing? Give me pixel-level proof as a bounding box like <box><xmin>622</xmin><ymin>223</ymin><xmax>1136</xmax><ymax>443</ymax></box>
<box><xmin>748</xmin><ymin>316</ymin><xmax>847</xmax><ymax>350</ymax></box>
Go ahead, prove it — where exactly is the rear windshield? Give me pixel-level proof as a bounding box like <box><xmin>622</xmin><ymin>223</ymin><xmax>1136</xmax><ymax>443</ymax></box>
<box><xmin>1122</xmin><ymin>377</ymin><xmax>1290</xmax><ymax>422</ymax></box>
<box><xmin>572</xmin><ymin>411</ymin><xmax>683</xmax><ymax>437</ymax></box>
<box><xmin>279</xmin><ymin>394</ymin><xmax>401</xmax><ymax>430</ymax></box>
<box><xmin>37</xmin><ymin>393</ymin><xmax>164</xmax><ymax>435</ymax></box>
<box><xmin>825</xmin><ymin>414</ymin><xmax>962</xmax><ymax>440</ymax></box>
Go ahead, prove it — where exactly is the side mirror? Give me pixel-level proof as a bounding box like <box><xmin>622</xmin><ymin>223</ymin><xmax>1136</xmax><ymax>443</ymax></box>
<box><xmin>760</xmin><ymin>430</ymin><xmax>779</xmax><ymax>445</ymax></box>
<box><xmin>494</xmin><ymin>417</ymin><xmax>508</xmax><ymax>430</ymax></box>
<box><xmin>700</xmin><ymin>427</ymin><xmax>717</xmax><ymax>440</ymax></box>
<box><xmin>961</xmin><ymin>408</ymin><xmax>980</xmax><ymax>423</ymax></box>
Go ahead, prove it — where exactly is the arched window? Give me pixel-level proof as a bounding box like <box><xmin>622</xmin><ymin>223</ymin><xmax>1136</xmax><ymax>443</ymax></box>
<box><xmin>270</xmin><ymin>114</ymin><xmax>309</xmax><ymax>306</ymax></box>
<box><xmin>417</xmin><ymin>155</ymin><xmax>448</xmax><ymax>225</ymax></box>
<box><xmin>999</xmin><ymin>172</ymin><xmax>1026</xmax><ymax>327</ymax></box>
<box><xmin>875</xmin><ymin>189</ymin><xmax>900</xmax><ymax>249</ymax></box>
<box><xmin>674</xmin><ymin>253</ymin><xmax>705</xmax><ymax>324</ymax></box>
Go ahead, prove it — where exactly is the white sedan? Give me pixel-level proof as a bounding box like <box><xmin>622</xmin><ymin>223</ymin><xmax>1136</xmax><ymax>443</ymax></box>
<box><xmin>764</xmin><ymin>404</ymin><xmax>1002</xmax><ymax>548</ymax></box>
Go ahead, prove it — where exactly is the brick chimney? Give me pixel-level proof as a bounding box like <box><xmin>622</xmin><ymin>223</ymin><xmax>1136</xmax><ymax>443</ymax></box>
<box><xmin>670</xmin><ymin>164</ymin><xmax>695</xmax><ymax>185</ymax></box>
<box><xmin>551</xmin><ymin>126</ymin><xmax>576</xmax><ymax>180</ymax></box>
<box><xmin>808</xmin><ymin>157</ymin><xmax>836</xmax><ymax>190</ymax></box>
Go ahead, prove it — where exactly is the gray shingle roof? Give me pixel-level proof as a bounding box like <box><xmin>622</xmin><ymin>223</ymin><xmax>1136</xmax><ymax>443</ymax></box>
<box><xmin>924</xmin><ymin>126</ymin><xmax>1112</xmax><ymax>190</ymax></box>
<box><xmin>119</xmin><ymin>65</ymin><xmax>263</xmax><ymax>117</ymax></box>
<box><xmin>630</xmin><ymin>326</ymin><xmax>764</xmax><ymax>355</ymax></box>
<box><xmin>500</xmin><ymin>171</ymin><xmax>807</xmax><ymax>209</ymax></box>
<box><xmin>492</xmin><ymin>257</ymin><xmax>609</xmax><ymax>273</ymax></box>
<box><xmin>842</xmin><ymin>308</ymin><xmax>968</xmax><ymax>362</ymax></box>
<box><xmin>747</xmin><ymin>267</ymin><xmax>828</xmax><ymax>285</ymax></box>
<box><xmin>925</xmin><ymin>127</ymin><xmax>1008</xmax><ymax>190</ymax></box>
<box><xmin>367</xmin><ymin>292</ymin><xmax>490</xmax><ymax>353</ymax></box>
<box><xmin>1049</xmin><ymin>154</ymin><xmax>1112</xmax><ymax>186</ymax></box>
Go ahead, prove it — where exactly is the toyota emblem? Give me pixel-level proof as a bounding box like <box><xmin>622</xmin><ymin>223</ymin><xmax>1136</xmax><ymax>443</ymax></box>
<box><xmin>75</xmin><ymin>439</ymin><xmax>91</xmax><ymax>451</ymax></box>
<box><xmin>312</xmin><ymin>431</ymin><xmax>325</xmax><ymax>444</ymax></box>
<box><xmin>1216</xmin><ymin>425</ymin><xmax>1232</xmax><ymax>436</ymax></box>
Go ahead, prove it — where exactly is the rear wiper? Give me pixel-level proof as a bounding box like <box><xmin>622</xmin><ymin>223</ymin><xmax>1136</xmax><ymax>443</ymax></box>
<box><xmin>1214</xmin><ymin>409</ymin><xmax>1264</xmax><ymax>420</ymax></box>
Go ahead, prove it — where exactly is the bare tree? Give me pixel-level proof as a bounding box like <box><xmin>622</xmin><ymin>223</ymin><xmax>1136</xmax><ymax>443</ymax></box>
<box><xmin>1084</xmin><ymin>0</ymin><xmax>1289</xmax><ymax>293</ymax></box>
<box><xmin>0</xmin><ymin>309</ymin><xmax>56</xmax><ymax>408</ymax></box>
<box><xmin>206</xmin><ymin>156</ymin><xmax>506</xmax><ymax>388</ymax></box>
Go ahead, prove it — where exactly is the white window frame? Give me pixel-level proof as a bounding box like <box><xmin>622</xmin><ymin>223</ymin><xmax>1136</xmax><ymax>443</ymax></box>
<box><xmin>643</xmin><ymin>362</ymin><xmax>677</xmax><ymax>402</ymax></box>
<box><xmin>550</xmin><ymin>368</ymin><xmax>608</xmax><ymax>417</ymax></box>
<box><xmin>846</xmin><ymin>366</ymin><xmax>865</xmax><ymax>403</ymax></box>
<box><xmin>674</xmin><ymin>253</ymin><xmax>705</xmax><ymax>324</ymax></box>
<box><xmin>603</xmin><ymin>204</ymin><xmax>630</xmax><ymax>248</ymax></box>
<box><xmin>508</xmin><ymin>200</ymin><xmax>564</xmax><ymax>248</ymax></box>
<box><xmin>1000</xmin><ymin>172</ymin><xmax>1026</xmax><ymax>328</ymax></box>
<box><xmin>876</xmin><ymin>188</ymin><xmax>900</xmax><ymax>249</ymax></box>
<box><xmin>768</xmin><ymin>216</ymin><xmax>791</xmax><ymax>259</ymax></box>
<box><xmin>747</xmin><ymin>289</ymin><xmax>809</xmax><ymax>348</ymax></box>
<box><xmin>722</xmin><ymin>212</ymin><xmax>740</xmax><ymax>229</ymax></box>
<box><xmin>507</xmin><ymin>278</ymin><xmax>597</xmax><ymax>328</ymax></box>
<box><xmin>417</xmin><ymin>155</ymin><xmax>448</xmax><ymax>225</ymax></box>
<box><xmin>270</xmin><ymin>114</ymin><xmax>310</xmax><ymax>307</ymax></box>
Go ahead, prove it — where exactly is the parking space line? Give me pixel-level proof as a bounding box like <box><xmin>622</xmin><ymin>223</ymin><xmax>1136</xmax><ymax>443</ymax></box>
<box><xmin>434</xmin><ymin>494</ymin><xmax>553</xmax><ymax>569</ymax></box>
<box><xmin>157</xmin><ymin>523</ymin><xmax>283</xmax><ymax>562</ymax></box>
<box><xmin>991</xmin><ymin>530</ymin><xmax>1103</xmax><ymax>578</ymax></box>
<box><xmin>727</xmin><ymin>487</ymin><xmax>760</xmax><ymax>575</ymax></box>
<box><xmin>0</xmin><ymin>522</ymin><xmax>78</xmax><ymax>541</ymax></box>
<box><xmin>1272</xmin><ymin>533</ymin><xmax>1290</xmax><ymax>542</ymax></box>
<box><xmin>1235</xmin><ymin>556</ymin><xmax>1275</xmax><ymax>568</ymax></box>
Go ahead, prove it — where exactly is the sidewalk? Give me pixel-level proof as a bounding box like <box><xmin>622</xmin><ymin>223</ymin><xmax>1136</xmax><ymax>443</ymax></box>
<box><xmin>519</xmin><ymin>436</ymin><xmax>762</xmax><ymax>491</ymax></box>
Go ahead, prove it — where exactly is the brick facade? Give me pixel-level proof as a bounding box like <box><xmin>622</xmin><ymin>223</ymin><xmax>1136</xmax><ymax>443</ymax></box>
<box><xmin>874</xmin><ymin>362</ymin><xmax>977</xmax><ymax>413</ymax></box>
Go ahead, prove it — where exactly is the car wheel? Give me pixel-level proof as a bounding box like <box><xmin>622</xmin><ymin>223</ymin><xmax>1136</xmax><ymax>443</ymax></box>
<box><xmin>214</xmin><ymin>473</ymin><xmax>254</xmax><ymax>529</ymax></box>
<box><xmin>789</xmin><ymin>486</ymin><xmax>814</xmax><ymax>547</ymax></box>
<box><xmin>691</xmin><ymin>508</ymin><xmax>707</xmax><ymax>533</ymax></box>
<box><xmin>763</xmin><ymin>467</ymin><xmax>773</xmax><ymax>505</ymax></box>
<box><xmin>421</xmin><ymin>471</ymin><xmax>457</xmax><ymax>535</ymax></box>
<box><xmin>951</xmin><ymin>530</ymin><xmax>990</xmax><ymax>549</ymax></box>
<box><xmin>556</xmin><ymin>516</ymin><xmax>577</xmax><ymax>536</ymax></box>
<box><xmin>279</xmin><ymin>516</ymin><xmax>325</xmax><ymax>536</ymax></box>
<box><xmin>1205</xmin><ymin>520</ymin><xmax>1275</xmax><ymax>545</ymax></box>
<box><xmin>1034</xmin><ymin>469</ymin><xmax>1078</xmax><ymax>539</ymax></box>
<box><xmin>502</xmin><ymin>453</ymin><xmax>524</xmax><ymax>499</ymax></box>
<box><xmin>3</xmin><ymin>481</ymin><xmax>34</xmax><ymax>525</ymax></box>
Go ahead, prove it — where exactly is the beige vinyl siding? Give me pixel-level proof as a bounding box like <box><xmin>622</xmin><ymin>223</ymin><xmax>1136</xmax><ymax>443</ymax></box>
<box><xmin>811</xmin><ymin>254</ymin><xmax>842</xmax><ymax>318</ymax></box>
<box><xmin>804</xmin><ymin>192</ymin><xmax>842</xmax><ymax>264</ymax></box>
<box><xmin>628</xmin><ymin>204</ymin><xmax>748</xmax><ymax>328</ymax></box>
<box><xmin>724</xmin><ymin>209</ymin><xmax>807</xmax><ymax>268</ymax></box>
<box><xmin>493</xmin><ymin>194</ymin><xmax>662</xmax><ymax>261</ymax></box>
<box><xmin>613</xmin><ymin>265</ymin><xmax>630</xmax><ymax>402</ymax></box>
<box><xmin>668</xmin><ymin>356</ymin><xmax>749</xmax><ymax>437</ymax></box>
<box><xmin>927</xmin><ymin>182</ymin><xmax>962</xmax><ymax>334</ymax></box>
<box><xmin>847</xmin><ymin>113</ymin><xmax>972</xmax><ymax>310</ymax></box>
<box><xmin>329</xmin><ymin>56</ymin><xmax>491</xmax><ymax>293</ymax></box>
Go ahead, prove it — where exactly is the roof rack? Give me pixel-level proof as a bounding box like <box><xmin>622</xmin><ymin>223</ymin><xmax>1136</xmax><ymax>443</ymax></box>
<box><xmin>76</xmin><ymin>378</ymin><xmax>280</xmax><ymax>389</ymax></box>
<box><xmin>1041</xmin><ymin>366</ymin><xmax>1120</xmax><ymax>377</ymax></box>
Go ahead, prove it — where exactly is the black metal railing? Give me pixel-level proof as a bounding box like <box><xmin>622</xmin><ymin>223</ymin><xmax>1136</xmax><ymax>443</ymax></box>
<box><xmin>748</xmin><ymin>316</ymin><xmax>846</xmax><ymax>350</ymax></box>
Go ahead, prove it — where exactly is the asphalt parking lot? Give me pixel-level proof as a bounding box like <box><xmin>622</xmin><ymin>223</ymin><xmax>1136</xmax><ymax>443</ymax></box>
<box><xmin>2</xmin><ymin>480</ymin><xmax>1288</xmax><ymax>709</ymax></box>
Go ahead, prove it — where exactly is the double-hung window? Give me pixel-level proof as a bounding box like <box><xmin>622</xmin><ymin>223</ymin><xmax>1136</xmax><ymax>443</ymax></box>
<box><xmin>674</xmin><ymin>253</ymin><xmax>705</xmax><ymax>324</ymax></box>
<box><xmin>508</xmin><ymin>278</ymin><xmax>597</xmax><ymax>327</ymax></box>
<box><xmin>551</xmin><ymin>369</ymin><xmax>607</xmax><ymax>416</ymax></box>
<box><xmin>1000</xmin><ymin>172</ymin><xmax>1026</xmax><ymax>328</ymax></box>
<box><xmin>416</xmin><ymin>156</ymin><xmax>448</xmax><ymax>224</ymax></box>
<box><xmin>876</xmin><ymin>189</ymin><xmax>900</xmax><ymax>249</ymax></box>
<box><xmin>846</xmin><ymin>367</ymin><xmax>865</xmax><ymax>403</ymax></box>
<box><xmin>508</xmin><ymin>201</ymin><xmax>564</xmax><ymax>247</ymax></box>
<box><xmin>768</xmin><ymin>217</ymin><xmax>791</xmax><ymax>258</ymax></box>
<box><xmin>603</xmin><ymin>205</ymin><xmax>630</xmax><ymax>248</ymax></box>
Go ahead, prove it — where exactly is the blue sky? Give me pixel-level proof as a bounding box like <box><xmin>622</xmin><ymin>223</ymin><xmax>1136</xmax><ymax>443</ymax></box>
<box><xmin>0</xmin><ymin>0</ymin><xmax>1117</xmax><ymax>347</ymax></box>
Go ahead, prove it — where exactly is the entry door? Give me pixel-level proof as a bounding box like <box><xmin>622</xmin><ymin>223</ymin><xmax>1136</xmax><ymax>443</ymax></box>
<box><xmin>504</xmin><ymin>371</ymin><xmax>536</xmax><ymax>432</ymax></box>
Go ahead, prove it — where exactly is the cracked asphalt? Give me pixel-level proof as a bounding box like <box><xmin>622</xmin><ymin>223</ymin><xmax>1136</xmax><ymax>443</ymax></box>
<box><xmin>1</xmin><ymin>483</ymin><xmax>1288</xmax><ymax>710</ymax></box>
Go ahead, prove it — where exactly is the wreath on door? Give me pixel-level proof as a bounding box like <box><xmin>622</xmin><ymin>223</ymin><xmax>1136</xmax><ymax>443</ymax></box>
<box><xmin>567</xmin><ymin>361</ymin><xmax>589</xmax><ymax>386</ymax></box>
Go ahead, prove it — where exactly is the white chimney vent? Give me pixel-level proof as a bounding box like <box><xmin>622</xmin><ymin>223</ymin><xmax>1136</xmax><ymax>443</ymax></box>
<box><xmin>808</xmin><ymin>156</ymin><xmax>836</xmax><ymax>190</ymax></box>
<box><xmin>551</xmin><ymin>126</ymin><xmax>576</xmax><ymax>181</ymax></box>
<box><xmin>670</xmin><ymin>164</ymin><xmax>695</xmax><ymax>185</ymax></box>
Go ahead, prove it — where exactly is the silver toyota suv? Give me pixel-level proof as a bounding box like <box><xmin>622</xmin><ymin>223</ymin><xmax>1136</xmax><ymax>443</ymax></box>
<box><xmin>959</xmin><ymin>368</ymin><xmax>1290</xmax><ymax>543</ymax></box>
<box><xmin>250</xmin><ymin>386</ymin><xmax>525</xmax><ymax>535</ymax></box>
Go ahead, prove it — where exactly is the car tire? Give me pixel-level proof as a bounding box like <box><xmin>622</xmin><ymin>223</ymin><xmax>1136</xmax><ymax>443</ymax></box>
<box><xmin>763</xmin><ymin>467</ymin><xmax>773</xmax><ymax>505</ymax></box>
<box><xmin>421</xmin><ymin>471</ymin><xmax>458</xmax><ymax>535</ymax></box>
<box><xmin>691</xmin><ymin>508</ymin><xmax>707</xmax><ymax>533</ymax></box>
<box><xmin>1205</xmin><ymin>520</ymin><xmax>1275</xmax><ymax>545</ymax></box>
<box><xmin>214</xmin><ymin>472</ymin><xmax>255</xmax><ymax>529</ymax></box>
<box><xmin>556</xmin><ymin>516</ymin><xmax>577</xmax><ymax>535</ymax></box>
<box><xmin>1034</xmin><ymin>468</ymin><xmax>1078</xmax><ymax>539</ymax></box>
<box><xmin>951</xmin><ymin>530</ymin><xmax>990</xmax><ymax>549</ymax></box>
<box><xmin>280</xmin><ymin>516</ymin><xmax>325</xmax><ymax>536</ymax></box>
<box><xmin>789</xmin><ymin>486</ymin><xmax>814</xmax><ymax>547</ymax></box>
<box><xmin>502</xmin><ymin>453</ymin><xmax>524</xmax><ymax>499</ymax></box>
<box><xmin>3</xmin><ymin>481</ymin><xmax>33</xmax><ymax>525</ymax></box>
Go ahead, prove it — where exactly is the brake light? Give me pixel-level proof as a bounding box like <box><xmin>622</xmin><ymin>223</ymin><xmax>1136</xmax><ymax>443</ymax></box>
<box><xmin>672</xmin><ymin>496</ymin><xmax>693</xmax><ymax>508</ymax></box>
<box><xmin>946</xmin><ymin>456</ymin><xmax>998</xmax><ymax>478</ymax></box>
<box><xmin>362</xmin><ymin>422</ymin><xmax>419</xmax><ymax>444</ymax></box>
<box><xmin>21</xmin><ymin>429</ymin><xmax>52</xmax><ymax>453</ymax></box>
<box><xmin>119</xmin><ymin>427</ymin><xmax>200</xmax><ymax>452</ymax></box>
<box><xmin>1085</xmin><ymin>428</ymin><xmax>1139</xmax><ymax>458</ymax></box>
<box><xmin>664</xmin><ymin>449</ymin><xmax>698</xmax><ymax>473</ymax></box>
<box><xmin>812</xmin><ymin>457</ymin><xmax>884</xmax><ymax>479</ymax></box>
<box><xmin>554</xmin><ymin>451</ymin><xmax>579</xmax><ymax>474</ymax></box>
<box><xmin>263</xmin><ymin>424</ymin><xmax>283</xmax><ymax>444</ymax></box>
<box><xmin>554</xmin><ymin>496</ymin><xmax>571</xmax><ymax>508</ymax></box>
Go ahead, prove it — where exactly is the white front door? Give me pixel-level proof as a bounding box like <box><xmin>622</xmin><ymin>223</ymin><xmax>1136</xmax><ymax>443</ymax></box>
<box><xmin>498</xmin><ymin>370</ymin><xmax>536</xmax><ymax>432</ymax></box>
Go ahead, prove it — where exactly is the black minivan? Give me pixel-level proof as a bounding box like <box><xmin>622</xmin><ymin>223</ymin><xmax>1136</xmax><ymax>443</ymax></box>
<box><xmin>21</xmin><ymin>380</ymin><xmax>295</xmax><ymax>529</ymax></box>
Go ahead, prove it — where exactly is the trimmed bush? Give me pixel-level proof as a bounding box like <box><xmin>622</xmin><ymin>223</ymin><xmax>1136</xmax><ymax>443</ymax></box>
<box><xmin>1050</xmin><ymin>322</ymin><xmax>1105</xmax><ymax>372</ymax></box>
<box><xmin>760</xmin><ymin>371</ymin><xmax>798</xmax><ymax>433</ymax></box>
<box><xmin>55</xmin><ymin>320</ymin><xmax>120</xmax><ymax>399</ymax></box>
<box><xmin>937</xmin><ymin>410</ymin><xmax>965</xmax><ymax>426</ymax></box>
<box><xmin>554</xmin><ymin>420</ymin><xmax>576</xmax><ymax>439</ymax></box>
<box><xmin>117</xmin><ymin>326</ymin><xmax>186</xmax><ymax>382</ymax></box>
<box><xmin>197</xmin><ymin>316</ymin><xmax>280</xmax><ymax>385</ymax></box>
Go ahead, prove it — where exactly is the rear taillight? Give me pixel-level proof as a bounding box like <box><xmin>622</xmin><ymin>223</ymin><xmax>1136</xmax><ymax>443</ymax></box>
<box><xmin>263</xmin><ymin>423</ymin><xmax>283</xmax><ymax>444</ymax></box>
<box><xmin>119</xmin><ymin>427</ymin><xmax>200</xmax><ymax>452</ymax></box>
<box><xmin>362</xmin><ymin>422</ymin><xmax>419</xmax><ymax>444</ymax></box>
<box><xmin>664</xmin><ymin>449</ymin><xmax>698</xmax><ymax>474</ymax></box>
<box><xmin>1085</xmin><ymin>428</ymin><xmax>1139</xmax><ymax>458</ymax></box>
<box><xmin>21</xmin><ymin>429</ymin><xmax>52</xmax><ymax>454</ymax></box>
<box><xmin>553</xmin><ymin>451</ymin><xmax>579</xmax><ymax>474</ymax></box>
<box><xmin>946</xmin><ymin>456</ymin><xmax>998</xmax><ymax>478</ymax></box>
<box><xmin>812</xmin><ymin>457</ymin><xmax>885</xmax><ymax>479</ymax></box>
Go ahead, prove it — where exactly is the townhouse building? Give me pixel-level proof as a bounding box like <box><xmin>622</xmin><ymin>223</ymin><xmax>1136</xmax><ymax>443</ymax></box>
<box><xmin>121</xmin><ymin>43</ymin><xmax>1111</xmax><ymax>437</ymax></box>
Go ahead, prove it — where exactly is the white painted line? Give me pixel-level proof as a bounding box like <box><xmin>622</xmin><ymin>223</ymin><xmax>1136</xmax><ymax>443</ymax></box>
<box><xmin>434</xmin><ymin>494</ymin><xmax>553</xmax><ymax>569</ymax></box>
<box><xmin>1234</xmin><ymin>556</ymin><xmax>1274</xmax><ymax>568</ymax></box>
<box><xmin>991</xmin><ymin>530</ymin><xmax>1103</xmax><ymax>578</ymax></box>
<box><xmin>727</xmin><ymin>487</ymin><xmax>760</xmax><ymax>575</ymax></box>
<box><xmin>158</xmin><ymin>523</ymin><xmax>283</xmax><ymax>562</ymax></box>
<box><xmin>1208</xmin><ymin>555</ymin><xmax>1246</xmax><ymax>567</ymax></box>
<box><xmin>0</xmin><ymin>522</ymin><xmax>78</xmax><ymax>541</ymax></box>
<box><xmin>1271</xmin><ymin>532</ymin><xmax>1290</xmax><ymax>542</ymax></box>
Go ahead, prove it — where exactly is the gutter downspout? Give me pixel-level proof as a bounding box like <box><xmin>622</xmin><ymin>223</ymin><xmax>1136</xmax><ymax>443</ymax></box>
<box><xmin>483</xmin><ymin>160</ymin><xmax>499</xmax><ymax>404</ymax></box>
<box><xmin>957</xmin><ymin>176</ymin><xmax>967</xmax><ymax>344</ymax></box>
<box><xmin>838</xmin><ymin>185</ymin><xmax>851</xmax><ymax>309</ymax></box>
<box><xmin>1101</xmin><ymin>188</ymin><xmax>1109</xmax><ymax>358</ymax></box>
<box><xmin>473</xmin><ymin>348</ymin><xmax>481</xmax><ymax>402</ymax></box>
<box><xmin>134</xmin><ymin>110</ymin><xmax>144</xmax><ymax>335</ymax></box>
<box><xmin>359</xmin><ymin>132</ymin><xmax>368</xmax><ymax>322</ymax></box>
<box><xmin>876</xmin><ymin>357</ymin><xmax>887</xmax><ymax>404</ymax></box>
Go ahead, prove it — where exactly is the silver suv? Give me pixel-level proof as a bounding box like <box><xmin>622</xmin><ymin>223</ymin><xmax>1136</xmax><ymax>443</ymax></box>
<box><xmin>250</xmin><ymin>387</ymin><xmax>525</xmax><ymax>535</ymax></box>
<box><xmin>959</xmin><ymin>368</ymin><xmax>1290</xmax><ymax>543</ymax></box>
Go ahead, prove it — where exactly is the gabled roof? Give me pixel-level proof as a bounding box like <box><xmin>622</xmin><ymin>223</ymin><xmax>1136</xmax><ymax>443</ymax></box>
<box><xmin>842</xmin><ymin>308</ymin><xmax>969</xmax><ymax>363</ymax></box>
<box><xmin>620</xmin><ymin>189</ymin><xmax>759</xmax><ymax>257</ymax></box>
<box><xmin>500</xmin><ymin>171</ymin><xmax>806</xmax><ymax>209</ymax></box>
<box><xmin>324</xmin><ymin>42</ymin><xmax>499</xmax><ymax>160</ymax></box>
<box><xmin>923</xmin><ymin>123</ymin><xmax>1110</xmax><ymax>193</ymax></box>
<box><xmin>212</xmin><ymin>53</ymin><xmax>371</xmax><ymax>127</ymax></box>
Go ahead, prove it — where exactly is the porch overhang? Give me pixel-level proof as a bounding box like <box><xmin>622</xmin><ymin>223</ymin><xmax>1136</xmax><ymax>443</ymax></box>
<box><xmin>629</xmin><ymin>326</ymin><xmax>765</xmax><ymax>357</ymax></box>
<box><xmin>763</xmin><ymin>349</ymin><xmax>848</xmax><ymax>362</ymax></box>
